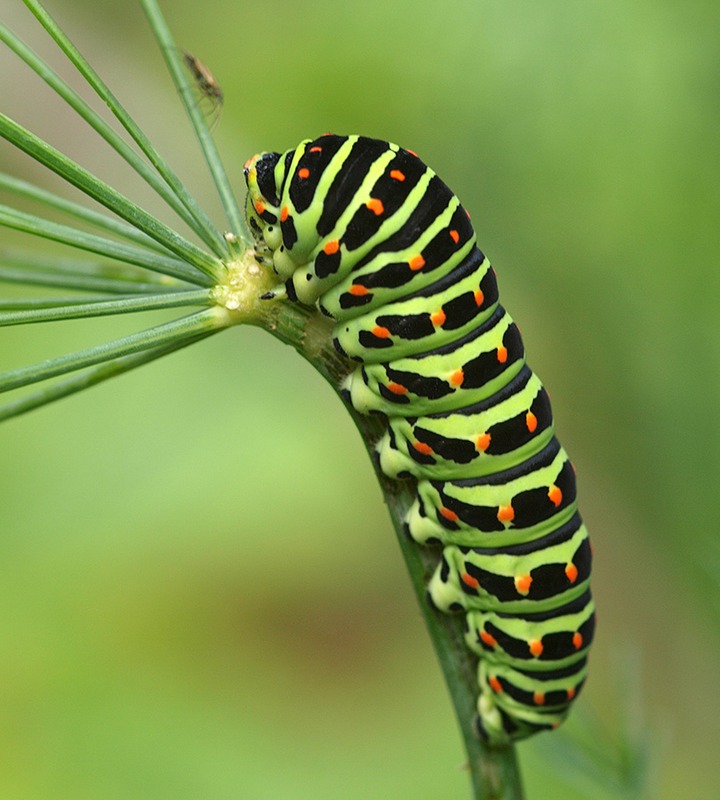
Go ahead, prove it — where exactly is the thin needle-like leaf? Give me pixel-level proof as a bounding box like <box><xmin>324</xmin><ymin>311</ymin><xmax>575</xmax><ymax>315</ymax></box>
<box><xmin>0</xmin><ymin>265</ymin><xmax>178</xmax><ymax>295</ymax></box>
<box><xmin>16</xmin><ymin>1</ymin><xmax>228</xmax><ymax>256</ymax></box>
<box><xmin>0</xmin><ymin>296</ymin><xmax>120</xmax><ymax>310</ymax></box>
<box><xmin>0</xmin><ymin>289</ymin><xmax>211</xmax><ymax>326</ymax></box>
<box><xmin>0</xmin><ymin>113</ymin><xmax>220</xmax><ymax>280</ymax></box>
<box><xmin>0</xmin><ymin>172</ymin><xmax>170</xmax><ymax>254</ymax></box>
<box><xmin>0</xmin><ymin>21</ymin><xmax>226</xmax><ymax>258</ymax></box>
<box><xmin>140</xmin><ymin>0</ymin><xmax>248</xmax><ymax>241</ymax></box>
<box><xmin>0</xmin><ymin>307</ymin><xmax>224</xmax><ymax>393</ymax></box>
<box><xmin>0</xmin><ymin>203</ymin><xmax>211</xmax><ymax>285</ymax></box>
<box><xmin>0</xmin><ymin>248</ymin><xmax>185</xmax><ymax>295</ymax></box>
<box><xmin>0</xmin><ymin>330</ymin><xmax>219</xmax><ymax>423</ymax></box>
<box><xmin>0</xmin><ymin>248</ymin><xmax>174</xmax><ymax>285</ymax></box>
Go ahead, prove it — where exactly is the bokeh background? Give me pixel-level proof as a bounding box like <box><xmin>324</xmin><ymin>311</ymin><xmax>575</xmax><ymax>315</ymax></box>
<box><xmin>1</xmin><ymin>0</ymin><xmax>719</xmax><ymax>798</ymax></box>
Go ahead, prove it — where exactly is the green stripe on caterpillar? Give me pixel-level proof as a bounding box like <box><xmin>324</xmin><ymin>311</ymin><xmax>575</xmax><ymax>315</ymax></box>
<box><xmin>243</xmin><ymin>134</ymin><xmax>595</xmax><ymax>745</ymax></box>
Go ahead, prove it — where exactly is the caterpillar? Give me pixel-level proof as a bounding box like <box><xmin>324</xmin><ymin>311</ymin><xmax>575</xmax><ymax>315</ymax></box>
<box><xmin>243</xmin><ymin>134</ymin><xmax>595</xmax><ymax>745</ymax></box>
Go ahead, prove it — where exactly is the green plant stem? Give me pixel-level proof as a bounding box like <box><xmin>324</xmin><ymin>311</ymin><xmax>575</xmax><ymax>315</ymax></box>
<box><xmin>250</xmin><ymin>298</ymin><xmax>526</xmax><ymax>800</ymax></box>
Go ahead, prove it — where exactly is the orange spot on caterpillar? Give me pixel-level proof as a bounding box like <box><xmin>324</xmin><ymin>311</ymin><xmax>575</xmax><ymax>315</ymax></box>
<box><xmin>475</xmin><ymin>433</ymin><xmax>491</xmax><ymax>452</ymax></box>
<box><xmin>309</xmin><ymin>146</ymin><xmax>322</xmax><ymax>152</ymax></box>
<box><xmin>243</xmin><ymin>156</ymin><xmax>257</xmax><ymax>170</ymax></box>
<box><xmin>430</xmin><ymin>309</ymin><xmax>446</xmax><ymax>326</ymax></box>
<box><xmin>390</xmin><ymin>169</ymin><xmax>405</xmax><ymax>181</ymax></box>
<box><xmin>480</xmin><ymin>630</ymin><xmax>497</xmax><ymax>648</ymax></box>
<box><xmin>497</xmin><ymin>504</ymin><xmax>515</xmax><ymax>523</ymax></box>
<box><xmin>533</xmin><ymin>691</ymin><xmax>546</xmax><ymax>706</ymax></box>
<box><xmin>323</xmin><ymin>239</ymin><xmax>340</xmax><ymax>255</ymax></box>
<box><xmin>449</xmin><ymin>229</ymin><xmax>460</xmax><ymax>244</ymax></box>
<box><xmin>449</xmin><ymin>368</ymin><xmax>464</xmax><ymax>387</ymax></box>
<box><xmin>473</xmin><ymin>289</ymin><xmax>484</xmax><ymax>306</ymax></box>
<box><xmin>372</xmin><ymin>325</ymin><xmax>391</xmax><ymax>339</ymax></box>
<box><xmin>439</xmin><ymin>506</ymin><xmax>459</xmax><ymax>522</ymax></box>
<box><xmin>406</xmin><ymin>148</ymin><xmax>418</xmax><ymax>157</ymax></box>
<box><xmin>280</xmin><ymin>206</ymin><xmax>289</xmax><ymax>222</ymax></box>
<box><xmin>297</xmin><ymin>167</ymin><xmax>310</xmax><ymax>179</ymax></box>
<box><xmin>253</xmin><ymin>200</ymin><xmax>266</xmax><ymax>215</ymax></box>
<box><xmin>412</xmin><ymin>441</ymin><xmax>433</xmax><ymax>456</ymax></box>
<box><xmin>466</xmin><ymin>209</ymin><xmax>472</xmax><ymax>219</ymax></box>
<box><xmin>514</xmin><ymin>574</ymin><xmax>532</xmax><ymax>595</ymax></box>
<box><xmin>566</xmin><ymin>687</ymin><xmax>576</xmax><ymax>700</ymax></box>
<box><xmin>387</xmin><ymin>382</ymin><xmax>408</xmax><ymax>395</ymax></box>
<box><xmin>461</xmin><ymin>572</ymin><xmax>479</xmax><ymax>589</ymax></box>
<box><xmin>573</xmin><ymin>632</ymin><xmax>583</xmax><ymax>650</ymax></box>
<box><xmin>529</xmin><ymin>639</ymin><xmax>544</xmax><ymax>657</ymax></box>
<box><xmin>548</xmin><ymin>485</ymin><xmax>563</xmax><ymax>507</ymax></box>
<box><xmin>366</xmin><ymin>198</ymin><xmax>384</xmax><ymax>216</ymax></box>
<box><xmin>565</xmin><ymin>563</ymin><xmax>578</xmax><ymax>583</ymax></box>
<box><xmin>489</xmin><ymin>676</ymin><xmax>502</xmax><ymax>693</ymax></box>
<box><xmin>409</xmin><ymin>254</ymin><xmax>425</xmax><ymax>271</ymax></box>
<box><xmin>348</xmin><ymin>285</ymin><xmax>368</xmax><ymax>296</ymax></box>
<box><xmin>526</xmin><ymin>411</ymin><xmax>538</xmax><ymax>432</ymax></box>
<box><xmin>497</xmin><ymin>345</ymin><xmax>508</xmax><ymax>363</ymax></box>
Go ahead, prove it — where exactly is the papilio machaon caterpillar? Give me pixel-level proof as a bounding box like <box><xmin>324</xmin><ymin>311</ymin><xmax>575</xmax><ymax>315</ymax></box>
<box><xmin>243</xmin><ymin>134</ymin><xmax>595</xmax><ymax>745</ymax></box>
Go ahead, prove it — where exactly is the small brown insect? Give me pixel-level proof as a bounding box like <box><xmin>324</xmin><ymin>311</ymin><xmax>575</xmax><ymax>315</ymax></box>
<box><xmin>182</xmin><ymin>50</ymin><xmax>223</xmax><ymax>124</ymax></box>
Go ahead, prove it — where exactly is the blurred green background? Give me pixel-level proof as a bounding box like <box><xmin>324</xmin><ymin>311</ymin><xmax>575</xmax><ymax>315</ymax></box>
<box><xmin>2</xmin><ymin>0</ymin><xmax>719</xmax><ymax>797</ymax></box>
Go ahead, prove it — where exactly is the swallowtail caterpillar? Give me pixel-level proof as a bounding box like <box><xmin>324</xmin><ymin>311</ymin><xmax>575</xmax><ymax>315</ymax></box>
<box><xmin>243</xmin><ymin>134</ymin><xmax>595</xmax><ymax>745</ymax></box>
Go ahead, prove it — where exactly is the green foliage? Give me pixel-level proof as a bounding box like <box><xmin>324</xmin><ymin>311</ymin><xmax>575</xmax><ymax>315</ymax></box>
<box><xmin>1</xmin><ymin>0</ymin><xmax>719</xmax><ymax>798</ymax></box>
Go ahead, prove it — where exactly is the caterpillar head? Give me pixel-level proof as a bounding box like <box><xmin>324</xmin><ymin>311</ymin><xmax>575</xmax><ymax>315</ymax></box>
<box><xmin>243</xmin><ymin>151</ymin><xmax>284</xmax><ymax>255</ymax></box>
